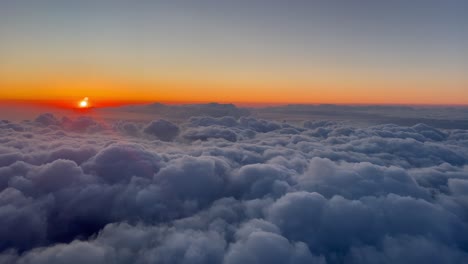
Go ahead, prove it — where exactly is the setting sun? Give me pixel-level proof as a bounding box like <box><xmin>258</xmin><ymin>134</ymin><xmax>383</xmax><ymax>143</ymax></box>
<box><xmin>79</xmin><ymin>97</ymin><xmax>89</xmax><ymax>108</ymax></box>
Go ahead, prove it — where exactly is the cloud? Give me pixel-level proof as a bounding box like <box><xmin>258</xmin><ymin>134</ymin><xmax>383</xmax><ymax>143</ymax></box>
<box><xmin>0</xmin><ymin>110</ymin><xmax>468</xmax><ymax>263</ymax></box>
<box><xmin>82</xmin><ymin>143</ymin><xmax>162</xmax><ymax>183</ymax></box>
<box><xmin>183</xmin><ymin>126</ymin><xmax>238</xmax><ymax>142</ymax></box>
<box><xmin>62</xmin><ymin>116</ymin><xmax>105</xmax><ymax>133</ymax></box>
<box><xmin>26</xmin><ymin>159</ymin><xmax>91</xmax><ymax>193</ymax></box>
<box><xmin>143</xmin><ymin>120</ymin><xmax>180</xmax><ymax>141</ymax></box>
<box><xmin>229</xmin><ymin>163</ymin><xmax>293</xmax><ymax>199</ymax></box>
<box><xmin>188</xmin><ymin>116</ymin><xmax>239</xmax><ymax>128</ymax></box>
<box><xmin>154</xmin><ymin>155</ymin><xmax>229</xmax><ymax>204</ymax></box>
<box><xmin>35</xmin><ymin>113</ymin><xmax>61</xmax><ymax>127</ymax></box>
<box><xmin>113</xmin><ymin>121</ymin><xmax>141</xmax><ymax>136</ymax></box>
<box><xmin>297</xmin><ymin>157</ymin><xmax>429</xmax><ymax>199</ymax></box>
<box><xmin>347</xmin><ymin>235</ymin><xmax>468</xmax><ymax>264</ymax></box>
<box><xmin>239</xmin><ymin>117</ymin><xmax>282</xmax><ymax>133</ymax></box>
<box><xmin>0</xmin><ymin>187</ymin><xmax>50</xmax><ymax>252</ymax></box>
<box><xmin>224</xmin><ymin>230</ymin><xmax>325</xmax><ymax>264</ymax></box>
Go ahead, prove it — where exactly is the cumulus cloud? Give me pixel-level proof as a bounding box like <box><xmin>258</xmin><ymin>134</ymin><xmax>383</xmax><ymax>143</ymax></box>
<box><xmin>183</xmin><ymin>126</ymin><xmax>238</xmax><ymax>142</ymax></box>
<box><xmin>144</xmin><ymin>120</ymin><xmax>180</xmax><ymax>141</ymax></box>
<box><xmin>0</xmin><ymin>107</ymin><xmax>467</xmax><ymax>264</ymax></box>
<box><xmin>82</xmin><ymin>143</ymin><xmax>162</xmax><ymax>183</ymax></box>
<box><xmin>188</xmin><ymin>116</ymin><xmax>239</xmax><ymax>128</ymax></box>
<box><xmin>35</xmin><ymin>113</ymin><xmax>61</xmax><ymax>127</ymax></box>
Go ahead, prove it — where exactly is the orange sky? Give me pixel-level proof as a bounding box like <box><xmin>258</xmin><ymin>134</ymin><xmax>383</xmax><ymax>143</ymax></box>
<box><xmin>1</xmin><ymin>2</ymin><xmax>467</xmax><ymax>107</ymax></box>
<box><xmin>1</xmin><ymin>70</ymin><xmax>466</xmax><ymax>107</ymax></box>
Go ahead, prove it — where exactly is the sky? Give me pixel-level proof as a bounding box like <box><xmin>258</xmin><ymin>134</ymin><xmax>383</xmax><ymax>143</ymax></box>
<box><xmin>1</xmin><ymin>0</ymin><xmax>467</xmax><ymax>106</ymax></box>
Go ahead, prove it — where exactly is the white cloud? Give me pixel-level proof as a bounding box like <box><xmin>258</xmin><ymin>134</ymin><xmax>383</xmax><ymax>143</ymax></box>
<box><xmin>0</xmin><ymin>108</ymin><xmax>467</xmax><ymax>263</ymax></box>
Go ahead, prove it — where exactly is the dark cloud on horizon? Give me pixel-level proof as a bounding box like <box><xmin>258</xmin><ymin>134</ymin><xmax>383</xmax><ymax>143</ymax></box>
<box><xmin>1</xmin><ymin>104</ymin><xmax>468</xmax><ymax>263</ymax></box>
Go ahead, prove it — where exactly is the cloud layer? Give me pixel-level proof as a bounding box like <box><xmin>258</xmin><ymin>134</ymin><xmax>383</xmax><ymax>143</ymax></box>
<box><xmin>1</xmin><ymin>107</ymin><xmax>468</xmax><ymax>264</ymax></box>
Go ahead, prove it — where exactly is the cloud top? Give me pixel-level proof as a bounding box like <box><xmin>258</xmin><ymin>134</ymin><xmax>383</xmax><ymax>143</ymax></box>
<box><xmin>0</xmin><ymin>110</ymin><xmax>467</xmax><ymax>263</ymax></box>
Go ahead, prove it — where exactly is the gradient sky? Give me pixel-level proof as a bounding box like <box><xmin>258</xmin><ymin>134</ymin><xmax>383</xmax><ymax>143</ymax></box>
<box><xmin>1</xmin><ymin>0</ymin><xmax>467</xmax><ymax>106</ymax></box>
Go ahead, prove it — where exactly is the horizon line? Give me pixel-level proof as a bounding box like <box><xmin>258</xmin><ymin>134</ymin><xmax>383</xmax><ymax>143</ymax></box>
<box><xmin>1</xmin><ymin>98</ymin><xmax>467</xmax><ymax>109</ymax></box>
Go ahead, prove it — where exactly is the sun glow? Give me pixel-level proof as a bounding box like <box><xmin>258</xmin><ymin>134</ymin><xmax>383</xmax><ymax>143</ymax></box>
<box><xmin>79</xmin><ymin>97</ymin><xmax>89</xmax><ymax>108</ymax></box>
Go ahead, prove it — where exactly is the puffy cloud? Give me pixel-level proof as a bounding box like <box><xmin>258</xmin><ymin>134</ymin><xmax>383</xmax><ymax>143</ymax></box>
<box><xmin>35</xmin><ymin>113</ymin><xmax>61</xmax><ymax>127</ymax></box>
<box><xmin>46</xmin><ymin>146</ymin><xmax>97</xmax><ymax>165</ymax></box>
<box><xmin>347</xmin><ymin>235</ymin><xmax>468</xmax><ymax>264</ymax></box>
<box><xmin>267</xmin><ymin>192</ymin><xmax>468</xmax><ymax>261</ymax></box>
<box><xmin>311</xmin><ymin>136</ymin><xmax>467</xmax><ymax>168</ymax></box>
<box><xmin>113</xmin><ymin>121</ymin><xmax>141</xmax><ymax>136</ymax></box>
<box><xmin>13</xmin><ymin>241</ymin><xmax>112</xmax><ymax>264</ymax></box>
<box><xmin>411</xmin><ymin>123</ymin><xmax>448</xmax><ymax>141</ymax></box>
<box><xmin>183</xmin><ymin>126</ymin><xmax>238</xmax><ymax>142</ymax></box>
<box><xmin>188</xmin><ymin>116</ymin><xmax>239</xmax><ymax>128</ymax></box>
<box><xmin>1</xmin><ymin>109</ymin><xmax>468</xmax><ymax>264</ymax></box>
<box><xmin>140</xmin><ymin>228</ymin><xmax>226</xmax><ymax>264</ymax></box>
<box><xmin>62</xmin><ymin>116</ymin><xmax>105</xmax><ymax>133</ymax></box>
<box><xmin>0</xmin><ymin>188</ymin><xmax>50</xmax><ymax>252</ymax></box>
<box><xmin>154</xmin><ymin>155</ymin><xmax>229</xmax><ymax>204</ymax></box>
<box><xmin>26</xmin><ymin>159</ymin><xmax>92</xmax><ymax>193</ymax></box>
<box><xmin>229</xmin><ymin>163</ymin><xmax>293</xmax><ymax>199</ymax></box>
<box><xmin>304</xmin><ymin>120</ymin><xmax>337</xmax><ymax>130</ymax></box>
<box><xmin>297</xmin><ymin>157</ymin><xmax>429</xmax><ymax>199</ymax></box>
<box><xmin>225</xmin><ymin>230</ymin><xmax>324</xmax><ymax>264</ymax></box>
<box><xmin>82</xmin><ymin>143</ymin><xmax>162</xmax><ymax>183</ymax></box>
<box><xmin>239</xmin><ymin>117</ymin><xmax>281</xmax><ymax>133</ymax></box>
<box><xmin>144</xmin><ymin>119</ymin><xmax>180</xmax><ymax>141</ymax></box>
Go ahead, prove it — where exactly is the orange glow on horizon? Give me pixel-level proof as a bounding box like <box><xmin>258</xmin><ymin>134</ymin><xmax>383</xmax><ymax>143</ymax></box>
<box><xmin>0</xmin><ymin>73</ymin><xmax>467</xmax><ymax>106</ymax></box>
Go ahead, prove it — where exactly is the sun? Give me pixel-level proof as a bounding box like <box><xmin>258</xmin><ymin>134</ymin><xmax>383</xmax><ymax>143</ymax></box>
<box><xmin>78</xmin><ymin>97</ymin><xmax>89</xmax><ymax>108</ymax></box>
